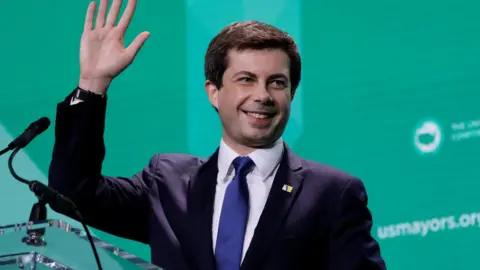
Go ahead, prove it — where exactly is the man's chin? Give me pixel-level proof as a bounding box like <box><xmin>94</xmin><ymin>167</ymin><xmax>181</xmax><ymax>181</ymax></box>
<box><xmin>240</xmin><ymin>131</ymin><xmax>279</xmax><ymax>148</ymax></box>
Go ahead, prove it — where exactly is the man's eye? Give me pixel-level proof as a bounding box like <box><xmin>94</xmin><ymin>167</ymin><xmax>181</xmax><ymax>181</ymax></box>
<box><xmin>270</xmin><ymin>80</ymin><xmax>286</xmax><ymax>88</ymax></box>
<box><xmin>238</xmin><ymin>77</ymin><xmax>253</xmax><ymax>82</ymax></box>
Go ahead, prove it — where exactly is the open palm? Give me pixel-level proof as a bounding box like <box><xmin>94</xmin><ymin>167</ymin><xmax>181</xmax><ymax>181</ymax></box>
<box><xmin>79</xmin><ymin>0</ymin><xmax>149</xmax><ymax>92</ymax></box>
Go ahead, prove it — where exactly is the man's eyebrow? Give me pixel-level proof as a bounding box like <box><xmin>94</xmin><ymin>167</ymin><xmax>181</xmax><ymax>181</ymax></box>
<box><xmin>268</xmin><ymin>73</ymin><xmax>289</xmax><ymax>80</ymax></box>
<box><xmin>232</xmin><ymin>71</ymin><xmax>257</xmax><ymax>78</ymax></box>
<box><xmin>231</xmin><ymin>71</ymin><xmax>289</xmax><ymax>81</ymax></box>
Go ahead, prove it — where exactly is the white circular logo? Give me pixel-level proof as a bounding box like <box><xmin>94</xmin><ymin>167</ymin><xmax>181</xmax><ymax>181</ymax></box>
<box><xmin>414</xmin><ymin>120</ymin><xmax>442</xmax><ymax>154</ymax></box>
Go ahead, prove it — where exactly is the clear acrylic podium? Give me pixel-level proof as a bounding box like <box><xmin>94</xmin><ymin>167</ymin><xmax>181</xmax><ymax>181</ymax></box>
<box><xmin>0</xmin><ymin>219</ymin><xmax>163</xmax><ymax>269</ymax></box>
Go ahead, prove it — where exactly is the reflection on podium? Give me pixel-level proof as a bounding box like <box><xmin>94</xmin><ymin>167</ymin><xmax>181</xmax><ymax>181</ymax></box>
<box><xmin>0</xmin><ymin>219</ymin><xmax>163</xmax><ymax>270</ymax></box>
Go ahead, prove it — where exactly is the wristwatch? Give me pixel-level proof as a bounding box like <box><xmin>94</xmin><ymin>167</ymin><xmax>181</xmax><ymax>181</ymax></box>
<box><xmin>73</xmin><ymin>87</ymin><xmax>105</xmax><ymax>102</ymax></box>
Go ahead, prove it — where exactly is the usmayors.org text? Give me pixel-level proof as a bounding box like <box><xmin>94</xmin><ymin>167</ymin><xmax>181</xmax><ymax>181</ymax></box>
<box><xmin>377</xmin><ymin>212</ymin><xmax>480</xmax><ymax>239</ymax></box>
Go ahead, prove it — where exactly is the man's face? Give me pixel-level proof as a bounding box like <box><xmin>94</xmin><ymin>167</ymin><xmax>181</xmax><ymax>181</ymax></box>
<box><xmin>205</xmin><ymin>48</ymin><xmax>293</xmax><ymax>151</ymax></box>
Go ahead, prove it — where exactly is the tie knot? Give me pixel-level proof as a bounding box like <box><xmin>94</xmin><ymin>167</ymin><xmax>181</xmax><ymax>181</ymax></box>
<box><xmin>232</xmin><ymin>156</ymin><xmax>254</xmax><ymax>176</ymax></box>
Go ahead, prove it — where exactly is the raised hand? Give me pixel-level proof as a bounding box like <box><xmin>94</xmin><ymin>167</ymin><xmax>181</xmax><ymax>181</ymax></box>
<box><xmin>78</xmin><ymin>0</ymin><xmax>150</xmax><ymax>95</ymax></box>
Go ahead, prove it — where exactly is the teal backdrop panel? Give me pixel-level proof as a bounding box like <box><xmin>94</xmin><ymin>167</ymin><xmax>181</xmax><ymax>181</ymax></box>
<box><xmin>1</xmin><ymin>0</ymin><xmax>479</xmax><ymax>269</ymax></box>
<box><xmin>0</xmin><ymin>0</ymin><xmax>187</xmax><ymax>261</ymax></box>
<box><xmin>299</xmin><ymin>0</ymin><xmax>480</xmax><ymax>269</ymax></box>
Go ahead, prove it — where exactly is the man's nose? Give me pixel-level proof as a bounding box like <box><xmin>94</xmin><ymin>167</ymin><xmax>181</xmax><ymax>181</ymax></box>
<box><xmin>252</xmin><ymin>85</ymin><xmax>273</xmax><ymax>103</ymax></box>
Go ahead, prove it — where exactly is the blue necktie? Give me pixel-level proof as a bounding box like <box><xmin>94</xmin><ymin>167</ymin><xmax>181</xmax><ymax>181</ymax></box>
<box><xmin>215</xmin><ymin>156</ymin><xmax>254</xmax><ymax>270</ymax></box>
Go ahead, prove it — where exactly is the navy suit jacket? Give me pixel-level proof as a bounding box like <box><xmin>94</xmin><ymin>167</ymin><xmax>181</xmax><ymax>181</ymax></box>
<box><xmin>48</xmin><ymin>94</ymin><xmax>386</xmax><ymax>270</ymax></box>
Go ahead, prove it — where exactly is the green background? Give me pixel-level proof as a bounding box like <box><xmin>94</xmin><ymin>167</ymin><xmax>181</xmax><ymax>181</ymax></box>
<box><xmin>1</xmin><ymin>0</ymin><xmax>479</xmax><ymax>269</ymax></box>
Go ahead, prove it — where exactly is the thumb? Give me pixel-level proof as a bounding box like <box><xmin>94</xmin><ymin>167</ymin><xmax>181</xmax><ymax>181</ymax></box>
<box><xmin>126</xmin><ymin>31</ymin><xmax>150</xmax><ymax>59</ymax></box>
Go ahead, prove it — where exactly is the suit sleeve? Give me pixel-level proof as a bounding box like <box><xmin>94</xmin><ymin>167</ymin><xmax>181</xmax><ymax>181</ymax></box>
<box><xmin>48</xmin><ymin>92</ymin><xmax>153</xmax><ymax>244</ymax></box>
<box><xmin>328</xmin><ymin>178</ymin><xmax>387</xmax><ymax>270</ymax></box>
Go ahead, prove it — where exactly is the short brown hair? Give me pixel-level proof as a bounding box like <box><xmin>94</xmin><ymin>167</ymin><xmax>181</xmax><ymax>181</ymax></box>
<box><xmin>204</xmin><ymin>20</ymin><xmax>301</xmax><ymax>94</ymax></box>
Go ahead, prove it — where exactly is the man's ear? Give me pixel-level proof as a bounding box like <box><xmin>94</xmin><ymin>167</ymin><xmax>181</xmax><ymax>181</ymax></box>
<box><xmin>205</xmin><ymin>80</ymin><xmax>219</xmax><ymax>110</ymax></box>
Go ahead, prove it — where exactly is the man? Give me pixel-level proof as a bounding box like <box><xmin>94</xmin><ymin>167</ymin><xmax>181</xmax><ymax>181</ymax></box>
<box><xmin>48</xmin><ymin>0</ymin><xmax>387</xmax><ymax>269</ymax></box>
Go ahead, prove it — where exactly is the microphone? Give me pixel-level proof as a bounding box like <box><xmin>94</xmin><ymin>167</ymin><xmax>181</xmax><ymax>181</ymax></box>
<box><xmin>9</xmin><ymin>117</ymin><xmax>50</xmax><ymax>149</ymax></box>
<box><xmin>4</xmin><ymin>117</ymin><xmax>103</xmax><ymax>269</ymax></box>
<box><xmin>28</xmin><ymin>180</ymin><xmax>78</xmax><ymax>215</ymax></box>
<box><xmin>0</xmin><ymin>117</ymin><xmax>50</xmax><ymax>156</ymax></box>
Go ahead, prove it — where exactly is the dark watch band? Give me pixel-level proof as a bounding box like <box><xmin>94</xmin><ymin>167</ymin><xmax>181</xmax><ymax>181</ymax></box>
<box><xmin>74</xmin><ymin>87</ymin><xmax>105</xmax><ymax>101</ymax></box>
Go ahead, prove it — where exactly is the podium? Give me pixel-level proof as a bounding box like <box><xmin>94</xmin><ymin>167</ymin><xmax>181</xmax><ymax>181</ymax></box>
<box><xmin>0</xmin><ymin>219</ymin><xmax>163</xmax><ymax>269</ymax></box>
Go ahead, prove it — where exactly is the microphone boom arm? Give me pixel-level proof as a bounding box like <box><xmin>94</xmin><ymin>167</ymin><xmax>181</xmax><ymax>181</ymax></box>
<box><xmin>8</xmin><ymin>148</ymin><xmax>30</xmax><ymax>185</ymax></box>
<box><xmin>5</xmin><ymin>131</ymin><xmax>102</xmax><ymax>270</ymax></box>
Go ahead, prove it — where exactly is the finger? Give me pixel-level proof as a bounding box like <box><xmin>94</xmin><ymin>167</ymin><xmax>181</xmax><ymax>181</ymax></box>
<box><xmin>117</xmin><ymin>0</ymin><xmax>137</xmax><ymax>31</ymax></box>
<box><xmin>83</xmin><ymin>2</ymin><xmax>96</xmax><ymax>32</ymax></box>
<box><xmin>95</xmin><ymin>0</ymin><xmax>109</xmax><ymax>28</ymax></box>
<box><xmin>126</xmin><ymin>31</ymin><xmax>150</xmax><ymax>58</ymax></box>
<box><xmin>105</xmin><ymin>0</ymin><xmax>122</xmax><ymax>27</ymax></box>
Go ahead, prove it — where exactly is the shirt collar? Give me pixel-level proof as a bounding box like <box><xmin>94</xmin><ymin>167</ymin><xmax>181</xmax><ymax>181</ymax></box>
<box><xmin>217</xmin><ymin>138</ymin><xmax>284</xmax><ymax>182</ymax></box>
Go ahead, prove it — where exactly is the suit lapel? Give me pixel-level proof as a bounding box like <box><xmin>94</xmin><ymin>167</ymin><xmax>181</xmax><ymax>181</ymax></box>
<box><xmin>241</xmin><ymin>145</ymin><xmax>304</xmax><ymax>270</ymax></box>
<box><xmin>187</xmin><ymin>150</ymin><xmax>219</xmax><ymax>270</ymax></box>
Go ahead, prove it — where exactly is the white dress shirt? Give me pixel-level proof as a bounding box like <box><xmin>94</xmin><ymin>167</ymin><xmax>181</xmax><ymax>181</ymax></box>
<box><xmin>212</xmin><ymin>138</ymin><xmax>284</xmax><ymax>261</ymax></box>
